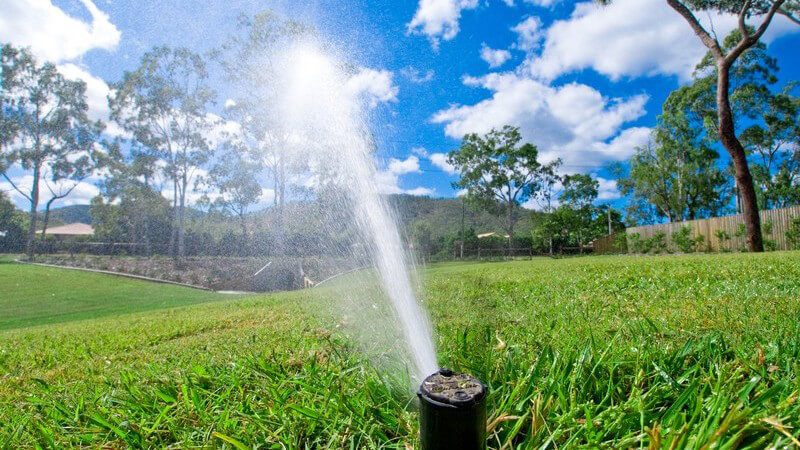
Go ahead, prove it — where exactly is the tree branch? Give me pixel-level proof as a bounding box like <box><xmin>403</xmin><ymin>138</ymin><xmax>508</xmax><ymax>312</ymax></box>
<box><xmin>666</xmin><ymin>0</ymin><xmax>724</xmax><ymax>59</ymax></box>
<box><xmin>777</xmin><ymin>7</ymin><xmax>800</xmax><ymax>25</ymax></box>
<box><xmin>1</xmin><ymin>171</ymin><xmax>33</xmax><ymax>202</ymax></box>
<box><xmin>738</xmin><ymin>0</ymin><xmax>753</xmax><ymax>40</ymax></box>
<box><xmin>726</xmin><ymin>0</ymin><xmax>786</xmax><ymax>65</ymax></box>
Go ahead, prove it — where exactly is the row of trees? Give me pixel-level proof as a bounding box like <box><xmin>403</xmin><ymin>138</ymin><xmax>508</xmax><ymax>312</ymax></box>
<box><xmin>615</xmin><ymin>28</ymin><xmax>799</xmax><ymax>228</ymax></box>
<box><xmin>603</xmin><ymin>0</ymin><xmax>800</xmax><ymax>251</ymax></box>
<box><xmin>442</xmin><ymin>126</ymin><xmax>623</xmax><ymax>257</ymax></box>
<box><xmin>0</xmin><ymin>13</ymin><xmax>315</xmax><ymax>261</ymax></box>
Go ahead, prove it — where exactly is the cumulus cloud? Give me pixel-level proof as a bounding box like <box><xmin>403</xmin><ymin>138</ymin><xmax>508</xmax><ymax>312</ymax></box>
<box><xmin>400</xmin><ymin>66</ymin><xmax>435</xmax><ymax>83</ymax></box>
<box><xmin>346</xmin><ymin>68</ymin><xmax>399</xmax><ymax>108</ymax></box>
<box><xmin>512</xmin><ymin>16</ymin><xmax>544</xmax><ymax>51</ymax></box>
<box><xmin>431</xmin><ymin>72</ymin><xmax>649</xmax><ymax>170</ymax></box>
<box><xmin>596</xmin><ymin>177</ymin><xmax>620</xmax><ymax>201</ymax></box>
<box><xmin>407</xmin><ymin>0</ymin><xmax>479</xmax><ymax>48</ymax></box>
<box><xmin>524</xmin><ymin>0</ymin><xmax>800</xmax><ymax>82</ymax></box>
<box><xmin>429</xmin><ymin>153</ymin><xmax>457</xmax><ymax>175</ymax></box>
<box><xmin>480</xmin><ymin>44</ymin><xmax>512</xmax><ymax>68</ymax></box>
<box><xmin>373</xmin><ymin>155</ymin><xmax>433</xmax><ymax>196</ymax></box>
<box><xmin>0</xmin><ymin>0</ymin><xmax>120</xmax><ymax>63</ymax></box>
<box><xmin>388</xmin><ymin>155</ymin><xmax>421</xmax><ymax>175</ymax></box>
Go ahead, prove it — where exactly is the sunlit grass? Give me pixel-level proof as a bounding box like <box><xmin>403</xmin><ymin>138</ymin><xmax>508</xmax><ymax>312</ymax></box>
<box><xmin>1</xmin><ymin>253</ymin><xmax>799</xmax><ymax>447</ymax></box>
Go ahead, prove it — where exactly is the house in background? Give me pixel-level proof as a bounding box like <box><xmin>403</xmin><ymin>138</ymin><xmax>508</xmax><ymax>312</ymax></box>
<box><xmin>37</xmin><ymin>223</ymin><xmax>94</xmax><ymax>240</ymax></box>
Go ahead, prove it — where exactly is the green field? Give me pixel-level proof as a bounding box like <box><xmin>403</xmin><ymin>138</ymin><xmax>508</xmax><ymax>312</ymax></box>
<box><xmin>1</xmin><ymin>254</ymin><xmax>800</xmax><ymax>448</ymax></box>
<box><xmin>0</xmin><ymin>257</ymin><xmax>230</xmax><ymax>331</ymax></box>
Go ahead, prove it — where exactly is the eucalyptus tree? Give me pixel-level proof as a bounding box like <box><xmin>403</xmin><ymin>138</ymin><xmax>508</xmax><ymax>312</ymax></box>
<box><xmin>448</xmin><ymin>126</ymin><xmax>543</xmax><ymax>253</ymax></box>
<box><xmin>110</xmin><ymin>46</ymin><xmax>216</xmax><ymax>260</ymax></box>
<box><xmin>0</xmin><ymin>44</ymin><xmax>100</xmax><ymax>260</ymax></box>
<box><xmin>600</xmin><ymin>0</ymin><xmax>799</xmax><ymax>251</ymax></box>
<box><xmin>216</xmin><ymin>13</ymin><xmax>314</xmax><ymax>222</ymax></box>
<box><xmin>205</xmin><ymin>141</ymin><xmax>263</xmax><ymax>239</ymax></box>
<box><xmin>740</xmin><ymin>88</ymin><xmax>800</xmax><ymax>208</ymax></box>
<box><xmin>559</xmin><ymin>173</ymin><xmax>599</xmax><ymax>252</ymax></box>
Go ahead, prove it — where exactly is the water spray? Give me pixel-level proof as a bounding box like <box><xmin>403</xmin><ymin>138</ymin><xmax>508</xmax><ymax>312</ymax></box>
<box><xmin>417</xmin><ymin>368</ymin><xmax>486</xmax><ymax>450</ymax></box>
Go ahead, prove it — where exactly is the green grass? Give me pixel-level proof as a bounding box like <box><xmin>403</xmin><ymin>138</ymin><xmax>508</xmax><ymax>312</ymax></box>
<box><xmin>0</xmin><ymin>259</ymin><xmax>230</xmax><ymax>331</ymax></box>
<box><xmin>1</xmin><ymin>253</ymin><xmax>800</xmax><ymax>448</ymax></box>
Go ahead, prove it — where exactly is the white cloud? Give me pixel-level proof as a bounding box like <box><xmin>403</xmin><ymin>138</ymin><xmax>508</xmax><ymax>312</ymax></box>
<box><xmin>346</xmin><ymin>68</ymin><xmax>399</xmax><ymax>108</ymax></box>
<box><xmin>525</xmin><ymin>0</ymin><xmax>800</xmax><ymax>82</ymax></box>
<box><xmin>388</xmin><ymin>155</ymin><xmax>421</xmax><ymax>175</ymax></box>
<box><xmin>407</xmin><ymin>0</ymin><xmax>479</xmax><ymax>48</ymax></box>
<box><xmin>373</xmin><ymin>155</ymin><xmax>433</xmax><ymax>196</ymax></box>
<box><xmin>512</xmin><ymin>16</ymin><xmax>543</xmax><ymax>51</ymax></box>
<box><xmin>401</xmin><ymin>66</ymin><xmax>435</xmax><ymax>83</ymax></box>
<box><xmin>406</xmin><ymin>187</ymin><xmax>436</xmax><ymax>196</ymax></box>
<box><xmin>596</xmin><ymin>177</ymin><xmax>620</xmax><ymax>200</ymax></box>
<box><xmin>0</xmin><ymin>0</ymin><xmax>120</xmax><ymax>63</ymax></box>
<box><xmin>429</xmin><ymin>153</ymin><xmax>457</xmax><ymax>175</ymax></box>
<box><xmin>224</xmin><ymin>99</ymin><xmax>237</xmax><ymax>109</ymax></box>
<box><xmin>480</xmin><ymin>44</ymin><xmax>512</xmax><ymax>68</ymax></box>
<box><xmin>524</xmin><ymin>0</ymin><xmax>562</xmax><ymax>6</ymax></box>
<box><xmin>411</xmin><ymin>147</ymin><xmax>429</xmax><ymax>157</ymax></box>
<box><xmin>431</xmin><ymin>72</ymin><xmax>649</xmax><ymax>170</ymax></box>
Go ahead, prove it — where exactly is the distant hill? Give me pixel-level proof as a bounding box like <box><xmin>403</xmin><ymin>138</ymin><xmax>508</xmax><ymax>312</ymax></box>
<box><xmin>389</xmin><ymin>194</ymin><xmax>542</xmax><ymax>238</ymax></box>
<box><xmin>34</xmin><ymin>205</ymin><xmax>92</xmax><ymax>226</ymax></box>
<box><xmin>35</xmin><ymin>195</ymin><xmax>541</xmax><ymax>240</ymax></box>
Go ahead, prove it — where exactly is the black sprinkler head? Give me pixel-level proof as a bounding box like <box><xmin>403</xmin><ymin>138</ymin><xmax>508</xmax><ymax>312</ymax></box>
<box><xmin>417</xmin><ymin>368</ymin><xmax>487</xmax><ymax>450</ymax></box>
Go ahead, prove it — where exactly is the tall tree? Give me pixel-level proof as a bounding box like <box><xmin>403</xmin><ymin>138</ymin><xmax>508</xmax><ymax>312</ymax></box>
<box><xmin>205</xmin><ymin>142</ymin><xmax>263</xmax><ymax>239</ymax></box>
<box><xmin>598</xmin><ymin>0</ymin><xmax>799</xmax><ymax>250</ymax></box>
<box><xmin>0</xmin><ymin>44</ymin><xmax>100</xmax><ymax>260</ymax></box>
<box><xmin>740</xmin><ymin>87</ymin><xmax>800</xmax><ymax>208</ymax></box>
<box><xmin>560</xmin><ymin>173</ymin><xmax>598</xmax><ymax>252</ymax></box>
<box><xmin>665</xmin><ymin>0</ymin><xmax>796</xmax><ymax>250</ymax></box>
<box><xmin>216</xmin><ymin>13</ymin><xmax>313</xmax><ymax>222</ymax></box>
<box><xmin>110</xmin><ymin>46</ymin><xmax>216</xmax><ymax>260</ymax></box>
<box><xmin>448</xmin><ymin>126</ymin><xmax>543</xmax><ymax>253</ymax></box>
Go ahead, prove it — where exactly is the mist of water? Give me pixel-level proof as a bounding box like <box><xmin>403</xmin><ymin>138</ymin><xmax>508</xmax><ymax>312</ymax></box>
<box><xmin>272</xmin><ymin>41</ymin><xmax>438</xmax><ymax>382</ymax></box>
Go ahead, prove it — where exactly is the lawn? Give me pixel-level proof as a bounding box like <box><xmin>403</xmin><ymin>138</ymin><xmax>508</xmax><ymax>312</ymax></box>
<box><xmin>0</xmin><ymin>258</ymin><xmax>231</xmax><ymax>331</ymax></box>
<box><xmin>1</xmin><ymin>253</ymin><xmax>799</xmax><ymax>448</ymax></box>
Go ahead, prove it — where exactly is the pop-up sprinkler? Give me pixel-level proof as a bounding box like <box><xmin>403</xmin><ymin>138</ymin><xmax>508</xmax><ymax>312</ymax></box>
<box><xmin>417</xmin><ymin>368</ymin><xmax>487</xmax><ymax>450</ymax></box>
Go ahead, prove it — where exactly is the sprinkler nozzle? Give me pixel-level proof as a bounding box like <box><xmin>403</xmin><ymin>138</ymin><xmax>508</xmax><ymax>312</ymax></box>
<box><xmin>417</xmin><ymin>369</ymin><xmax>487</xmax><ymax>450</ymax></box>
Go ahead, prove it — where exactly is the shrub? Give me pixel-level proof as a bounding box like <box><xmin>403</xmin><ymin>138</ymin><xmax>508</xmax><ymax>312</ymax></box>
<box><xmin>786</xmin><ymin>216</ymin><xmax>800</xmax><ymax>250</ymax></box>
<box><xmin>628</xmin><ymin>233</ymin><xmax>650</xmax><ymax>254</ymax></box>
<box><xmin>761</xmin><ymin>220</ymin><xmax>777</xmax><ymax>251</ymax></box>
<box><xmin>650</xmin><ymin>231</ymin><xmax>668</xmax><ymax>254</ymax></box>
<box><xmin>715</xmin><ymin>229</ymin><xmax>731</xmax><ymax>252</ymax></box>
<box><xmin>671</xmin><ymin>226</ymin><xmax>695</xmax><ymax>253</ymax></box>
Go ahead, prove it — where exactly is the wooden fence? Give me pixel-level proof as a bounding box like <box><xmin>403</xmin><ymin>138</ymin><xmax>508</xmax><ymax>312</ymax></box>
<box><xmin>625</xmin><ymin>205</ymin><xmax>800</xmax><ymax>252</ymax></box>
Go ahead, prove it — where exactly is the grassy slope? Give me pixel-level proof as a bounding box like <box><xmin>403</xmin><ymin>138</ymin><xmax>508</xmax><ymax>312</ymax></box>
<box><xmin>0</xmin><ymin>260</ymin><xmax>229</xmax><ymax>331</ymax></box>
<box><xmin>1</xmin><ymin>254</ymin><xmax>800</xmax><ymax>447</ymax></box>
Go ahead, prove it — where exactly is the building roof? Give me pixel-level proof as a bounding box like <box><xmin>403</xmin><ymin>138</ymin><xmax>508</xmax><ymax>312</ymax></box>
<box><xmin>37</xmin><ymin>222</ymin><xmax>94</xmax><ymax>236</ymax></box>
<box><xmin>477</xmin><ymin>232</ymin><xmax>510</xmax><ymax>239</ymax></box>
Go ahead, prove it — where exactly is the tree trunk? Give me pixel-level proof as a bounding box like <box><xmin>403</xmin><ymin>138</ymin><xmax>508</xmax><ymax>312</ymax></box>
<box><xmin>506</xmin><ymin>201</ymin><xmax>514</xmax><ymax>259</ymax></box>
<box><xmin>39</xmin><ymin>196</ymin><xmax>57</xmax><ymax>256</ymax></box>
<box><xmin>716</xmin><ymin>60</ymin><xmax>763</xmax><ymax>252</ymax></box>
<box><xmin>177</xmin><ymin>173</ymin><xmax>187</xmax><ymax>259</ymax></box>
<box><xmin>25</xmin><ymin>164</ymin><xmax>41</xmax><ymax>260</ymax></box>
<box><xmin>169</xmin><ymin>178</ymin><xmax>178</xmax><ymax>258</ymax></box>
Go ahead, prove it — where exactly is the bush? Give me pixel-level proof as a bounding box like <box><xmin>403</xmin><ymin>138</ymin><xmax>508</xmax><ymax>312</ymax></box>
<box><xmin>786</xmin><ymin>216</ymin><xmax>800</xmax><ymax>250</ymax></box>
<box><xmin>650</xmin><ymin>231</ymin><xmax>668</xmax><ymax>254</ymax></box>
<box><xmin>715</xmin><ymin>230</ymin><xmax>731</xmax><ymax>252</ymax></box>
<box><xmin>762</xmin><ymin>220</ymin><xmax>777</xmax><ymax>251</ymax></box>
<box><xmin>671</xmin><ymin>226</ymin><xmax>695</xmax><ymax>253</ymax></box>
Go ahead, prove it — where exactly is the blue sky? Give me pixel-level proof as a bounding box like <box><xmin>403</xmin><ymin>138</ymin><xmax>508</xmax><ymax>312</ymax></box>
<box><xmin>1</xmin><ymin>0</ymin><xmax>799</xmax><ymax>211</ymax></box>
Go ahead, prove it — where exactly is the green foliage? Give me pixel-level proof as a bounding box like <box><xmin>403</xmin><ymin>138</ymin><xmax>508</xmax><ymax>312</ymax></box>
<box><xmin>449</xmin><ymin>126</ymin><xmax>542</xmax><ymax>247</ymax></box>
<box><xmin>715</xmin><ymin>229</ymin><xmax>732</xmax><ymax>252</ymax></box>
<box><xmin>3</xmin><ymin>254</ymin><xmax>800</xmax><ymax>447</ymax></box>
<box><xmin>0</xmin><ymin>191</ymin><xmax>24</xmax><ymax>252</ymax></box>
<box><xmin>671</xmin><ymin>226</ymin><xmax>697</xmax><ymax>253</ymax></box>
<box><xmin>650</xmin><ymin>231</ymin><xmax>668</xmax><ymax>254</ymax></box>
<box><xmin>0</xmin><ymin>44</ymin><xmax>101</xmax><ymax>259</ymax></box>
<box><xmin>786</xmin><ymin>216</ymin><xmax>800</xmax><ymax>250</ymax></box>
